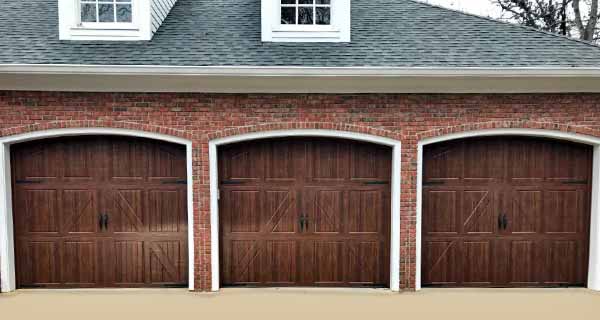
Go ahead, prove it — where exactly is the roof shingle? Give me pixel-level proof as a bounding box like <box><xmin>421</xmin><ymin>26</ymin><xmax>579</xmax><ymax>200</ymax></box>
<box><xmin>1</xmin><ymin>0</ymin><xmax>600</xmax><ymax>67</ymax></box>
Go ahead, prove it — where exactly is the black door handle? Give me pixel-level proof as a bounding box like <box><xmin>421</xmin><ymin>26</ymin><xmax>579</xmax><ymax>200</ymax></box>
<box><xmin>498</xmin><ymin>213</ymin><xmax>503</xmax><ymax>230</ymax></box>
<box><xmin>299</xmin><ymin>215</ymin><xmax>305</xmax><ymax>231</ymax></box>
<box><xmin>502</xmin><ymin>214</ymin><xmax>508</xmax><ymax>230</ymax></box>
<box><xmin>103</xmin><ymin>214</ymin><xmax>109</xmax><ymax>231</ymax></box>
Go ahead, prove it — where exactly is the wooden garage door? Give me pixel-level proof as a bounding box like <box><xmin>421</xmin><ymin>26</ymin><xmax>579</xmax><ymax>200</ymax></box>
<box><xmin>219</xmin><ymin>138</ymin><xmax>391</xmax><ymax>287</ymax></box>
<box><xmin>422</xmin><ymin>136</ymin><xmax>591</xmax><ymax>287</ymax></box>
<box><xmin>12</xmin><ymin>136</ymin><xmax>188</xmax><ymax>288</ymax></box>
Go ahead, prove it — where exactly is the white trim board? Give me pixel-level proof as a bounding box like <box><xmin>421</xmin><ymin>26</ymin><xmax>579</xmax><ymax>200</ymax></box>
<box><xmin>4</xmin><ymin>65</ymin><xmax>600</xmax><ymax>93</ymax></box>
<box><xmin>0</xmin><ymin>128</ymin><xmax>195</xmax><ymax>293</ymax></box>
<box><xmin>209</xmin><ymin>129</ymin><xmax>402</xmax><ymax>292</ymax></box>
<box><xmin>415</xmin><ymin>128</ymin><xmax>600</xmax><ymax>291</ymax></box>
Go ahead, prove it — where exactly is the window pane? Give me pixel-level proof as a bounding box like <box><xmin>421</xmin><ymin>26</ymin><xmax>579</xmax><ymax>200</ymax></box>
<box><xmin>316</xmin><ymin>0</ymin><xmax>331</xmax><ymax>4</ymax></box>
<box><xmin>299</xmin><ymin>0</ymin><xmax>313</xmax><ymax>4</ymax></box>
<box><xmin>116</xmin><ymin>4</ymin><xmax>132</xmax><ymax>22</ymax></box>
<box><xmin>298</xmin><ymin>7</ymin><xmax>313</xmax><ymax>24</ymax></box>
<box><xmin>81</xmin><ymin>3</ymin><xmax>97</xmax><ymax>23</ymax></box>
<box><xmin>281</xmin><ymin>0</ymin><xmax>296</xmax><ymax>4</ymax></box>
<box><xmin>316</xmin><ymin>7</ymin><xmax>330</xmax><ymax>25</ymax></box>
<box><xmin>98</xmin><ymin>3</ymin><xmax>115</xmax><ymax>23</ymax></box>
<box><xmin>281</xmin><ymin>7</ymin><xmax>296</xmax><ymax>24</ymax></box>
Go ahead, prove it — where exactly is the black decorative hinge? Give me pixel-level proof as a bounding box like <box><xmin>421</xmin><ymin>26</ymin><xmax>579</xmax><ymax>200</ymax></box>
<box><xmin>562</xmin><ymin>180</ymin><xmax>587</xmax><ymax>184</ymax></box>
<box><xmin>15</xmin><ymin>179</ymin><xmax>44</xmax><ymax>184</ymax></box>
<box><xmin>162</xmin><ymin>179</ymin><xmax>187</xmax><ymax>185</ymax></box>
<box><xmin>363</xmin><ymin>181</ymin><xmax>389</xmax><ymax>185</ymax></box>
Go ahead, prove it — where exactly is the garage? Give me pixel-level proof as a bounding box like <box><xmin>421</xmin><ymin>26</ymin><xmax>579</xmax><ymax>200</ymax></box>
<box><xmin>12</xmin><ymin>136</ymin><xmax>188</xmax><ymax>288</ymax></box>
<box><xmin>422</xmin><ymin>136</ymin><xmax>592</xmax><ymax>287</ymax></box>
<box><xmin>218</xmin><ymin>137</ymin><xmax>392</xmax><ymax>287</ymax></box>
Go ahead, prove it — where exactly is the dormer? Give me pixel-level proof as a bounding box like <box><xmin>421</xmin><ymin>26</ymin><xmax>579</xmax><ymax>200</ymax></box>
<box><xmin>261</xmin><ymin>0</ymin><xmax>351</xmax><ymax>42</ymax></box>
<box><xmin>58</xmin><ymin>0</ymin><xmax>178</xmax><ymax>41</ymax></box>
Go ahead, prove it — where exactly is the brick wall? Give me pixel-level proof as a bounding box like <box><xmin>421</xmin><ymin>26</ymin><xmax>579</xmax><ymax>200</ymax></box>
<box><xmin>2</xmin><ymin>91</ymin><xmax>600</xmax><ymax>291</ymax></box>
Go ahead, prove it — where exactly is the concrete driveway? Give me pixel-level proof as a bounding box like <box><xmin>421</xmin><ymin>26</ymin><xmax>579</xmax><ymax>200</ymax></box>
<box><xmin>1</xmin><ymin>288</ymin><xmax>599</xmax><ymax>320</ymax></box>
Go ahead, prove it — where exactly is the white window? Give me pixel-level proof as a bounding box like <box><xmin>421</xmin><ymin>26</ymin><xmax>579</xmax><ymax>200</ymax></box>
<box><xmin>79</xmin><ymin>0</ymin><xmax>133</xmax><ymax>25</ymax></box>
<box><xmin>280</xmin><ymin>0</ymin><xmax>331</xmax><ymax>26</ymax></box>
<box><xmin>58</xmin><ymin>0</ymin><xmax>162</xmax><ymax>41</ymax></box>
<box><xmin>262</xmin><ymin>0</ymin><xmax>351</xmax><ymax>42</ymax></box>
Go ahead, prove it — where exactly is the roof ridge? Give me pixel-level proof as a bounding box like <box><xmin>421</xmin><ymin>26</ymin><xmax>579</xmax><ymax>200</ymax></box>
<box><xmin>408</xmin><ymin>0</ymin><xmax>600</xmax><ymax>50</ymax></box>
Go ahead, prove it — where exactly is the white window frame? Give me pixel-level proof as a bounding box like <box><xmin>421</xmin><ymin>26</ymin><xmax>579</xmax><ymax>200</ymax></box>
<box><xmin>59</xmin><ymin>0</ymin><xmax>153</xmax><ymax>41</ymax></box>
<box><xmin>77</xmin><ymin>0</ymin><xmax>136</xmax><ymax>29</ymax></box>
<box><xmin>262</xmin><ymin>0</ymin><xmax>351</xmax><ymax>42</ymax></box>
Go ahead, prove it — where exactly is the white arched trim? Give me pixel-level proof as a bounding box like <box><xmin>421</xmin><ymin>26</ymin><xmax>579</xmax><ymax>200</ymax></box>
<box><xmin>416</xmin><ymin>128</ymin><xmax>600</xmax><ymax>291</ymax></box>
<box><xmin>209</xmin><ymin>129</ymin><xmax>402</xmax><ymax>292</ymax></box>
<box><xmin>0</xmin><ymin>128</ymin><xmax>195</xmax><ymax>293</ymax></box>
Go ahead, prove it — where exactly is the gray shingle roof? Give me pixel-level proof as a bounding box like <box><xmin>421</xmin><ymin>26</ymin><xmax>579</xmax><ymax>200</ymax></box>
<box><xmin>2</xmin><ymin>0</ymin><xmax>600</xmax><ymax>67</ymax></box>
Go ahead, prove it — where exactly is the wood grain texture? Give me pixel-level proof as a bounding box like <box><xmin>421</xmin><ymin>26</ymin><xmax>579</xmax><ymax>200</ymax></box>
<box><xmin>422</xmin><ymin>136</ymin><xmax>592</xmax><ymax>287</ymax></box>
<box><xmin>219</xmin><ymin>138</ymin><xmax>392</xmax><ymax>287</ymax></box>
<box><xmin>12</xmin><ymin>136</ymin><xmax>188</xmax><ymax>288</ymax></box>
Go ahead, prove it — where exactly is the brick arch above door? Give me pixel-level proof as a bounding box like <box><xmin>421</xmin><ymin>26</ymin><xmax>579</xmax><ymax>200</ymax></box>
<box><xmin>207</xmin><ymin>122</ymin><xmax>402</xmax><ymax>142</ymax></box>
<box><xmin>0</xmin><ymin>120</ymin><xmax>193</xmax><ymax>141</ymax></box>
<box><xmin>415</xmin><ymin>127</ymin><xmax>600</xmax><ymax>292</ymax></box>
<box><xmin>417</xmin><ymin>120</ymin><xmax>600</xmax><ymax>141</ymax></box>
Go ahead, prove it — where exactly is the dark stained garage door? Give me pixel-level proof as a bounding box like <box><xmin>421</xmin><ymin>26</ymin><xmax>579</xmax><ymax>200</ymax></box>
<box><xmin>422</xmin><ymin>136</ymin><xmax>591</xmax><ymax>287</ymax></box>
<box><xmin>219</xmin><ymin>138</ymin><xmax>392</xmax><ymax>287</ymax></box>
<box><xmin>12</xmin><ymin>136</ymin><xmax>188</xmax><ymax>288</ymax></box>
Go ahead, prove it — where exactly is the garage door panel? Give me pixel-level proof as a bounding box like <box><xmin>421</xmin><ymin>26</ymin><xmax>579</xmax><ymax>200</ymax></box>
<box><xmin>313</xmin><ymin>241</ymin><xmax>345</xmax><ymax>284</ymax></box>
<box><xmin>346</xmin><ymin>241</ymin><xmax>381</xmax><ymax>284</ymax></box>
<box><xmin>21</xmin><ymin>189</ymin><xmax>59</xmax><ymax>234</ymax></box>
<box><xmin>110</xmin><ymin>189</ymin><xmax>145</xmax><ymax>233</ymax></box>
<box><xmin>545</xmin><ymin>142</ymin><xmax>592</xmax><ymax>181</ymax></box>
<box><xmin>508</xmin><ymin>190</ymin><xmax>542</xmax><ymax>234</ymax></box>
<box><xmin>463</xmin><ymin>190</ymin><xmax>496</xmax><ymax>235</ymax></box>
<box><xmin>423</xmin><ymin>140</ymin><xmax>463</xmax><ymax>183</ymax></box>
<box><xmin>507</xmin><ymin>139</ymin><xmax>545</xmax><ymax>181</ymax></box>
<box><xmin>506</xmin><ymin>240</ymin><xmax>543</xmax><ymax>285</ymax></box>
<box><xmin>62</xmin><ymin>241</ymin><xmax>98</xmax><ymax>285</ymax></box>
<box><xmin>62</xmin><ymin>190</ymin><xmax>98</xmax><ymax>234</ymax></box>
<box><xmin>227</xmin><ymin>240</ymin><xmax>263</xmax><ymax>284</ymax></box>
<box><xmin>544</xmin><ymin>189</ymin><xmax>583</xmax><ymax>234</ymax></box>
<box><xmin>265</xmin><ymin>190</ymin><xmax>296</xmax><ymax>233</ymax></box>
<box><xmin>113</xmin><ymin>240</ymin><xmax>145</xmax><ymax>285</ymax></box>
<box><xmin>423</xmin><ymin>240</ymin><xmax>458</xmax><ymax>285</ymax></box>
<box><xmin>265</xmin><ymin>140</ymin><xmax>301</xmax><ymax>181</ymax></box>
<box><xmin>225</xmin><ymin>190</ymin><xmax>262</xmax><ymax>233</ymax></box>
<box><xmin>149</xmin><ymin>241</ymin><xmax>187</xmax><ymax>284</ymax></box>
<box><xmin>311</xmin><ymin>189</ymin><xmax>343</xmax><ymax>234</ymax></box>
<box><xmin>309</xmin><ymin>140</ymin><xmax>347</xmax><ymax>181</ymax></box>
<box><xmin>109</xmin><ymin>139</ymin><xmax>146</xmax><ymax>181</ymax></box>
<box><xmin>148</xmin><ymin>144</ymin><xmax>187</xmax><ymax>180</ymax></box>
<box><xmin>462</xmin><ymin>241</ymin><xmax>493</xmax><ymax>285</ymax></box>
<box><xmin>348</xmin><ymin>190</ymin><xmax>383</xmax><ymax>234</ymax></box>
<box><xmin>264</xmin><ymin>240</ymin><xmax>297</xmax><ymax>284</ymax></box>
<box><xmin>18</xmin><ymin>240</ymin><xmax>61</xmax><ymax>287</ymax></box>
<box><xmin>13</xmin><ymin>143</ymin><xmax>60</xmax><ymax>181</ymax></box>
<box><xmin>424</xmin><ymin>190</ymin><xmax>458</xmax><ymax>235</ymax></box>
<box><xmin>350</xmin><ymin>143</ymin><xmax>391</xmax><ymax>181</ymax></box>
<box><xmin>148</xmin><ymin>190</ymin><xmax>185</xmax><ymax>233</ymax></box>
<box><xmin>463</xmin><ymin>139</ymin><xmax>504</xmax><ymax>181</ymax></box>
<box><xmin>63</xmin><ymin>141</ymin><xmax>96</xmax><ymax>180</ymax></box>
<box><xmin>545</xmin><ymin>240</ymin><xmax>581</xmax><ymax>284</ymax></box>
<box><xmin>220</xmin><ymin>142</ymin><xmax>262</xmax><ymax>182</ymax></box>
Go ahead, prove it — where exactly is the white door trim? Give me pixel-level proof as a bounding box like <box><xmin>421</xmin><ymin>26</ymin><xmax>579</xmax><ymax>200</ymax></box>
<box><xmin>0</xmin><ymin>128</ymin><xmax>195</xmax><ymax>293</ymax></box>
<box><xmin>209</xmin><ymin>129</ymin><xmax>402</xmax><ymax>292</ymax></box>
<box><xmin>416</xmin><ymin>128</ymin><xmax>600</xmax><ymax>291</ymax></box>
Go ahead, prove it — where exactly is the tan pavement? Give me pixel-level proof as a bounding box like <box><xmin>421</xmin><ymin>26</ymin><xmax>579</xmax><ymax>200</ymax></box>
<box><xmin>1</xmin><ymin>288</ymin><xmax>599</xmax><ymax>320</ymax></box>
